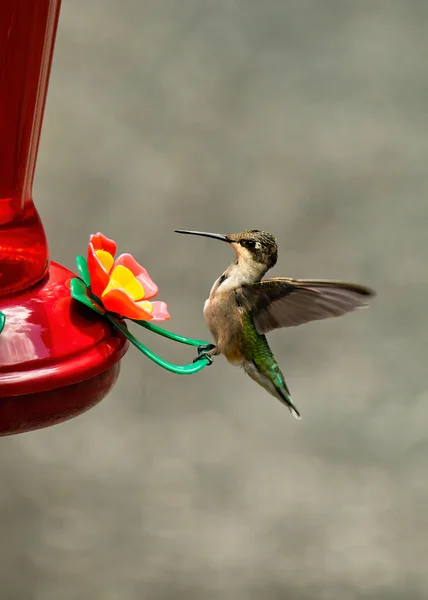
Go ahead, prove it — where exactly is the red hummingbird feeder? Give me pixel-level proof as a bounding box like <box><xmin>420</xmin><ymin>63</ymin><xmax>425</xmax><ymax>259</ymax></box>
<box><xmin>0</xmin><ymin>0</ymin><xmax>211</xmax><ymax>436</ymax></box>
<box><xmin>0</xmin><ymin>0</ymin><xmax>129</xmax><ymax>435</ymax></box>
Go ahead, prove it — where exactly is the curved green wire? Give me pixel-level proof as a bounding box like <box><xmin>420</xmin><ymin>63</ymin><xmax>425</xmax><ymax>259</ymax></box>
<box><xmin>107</xmin><ymin>315</ymin><xmax>210</xmax><ymax>375</ymax></box>
<box><xmin>133</xmin><ymin>319</ymin><xmax>210</xmax><ymax>348</ymax></box>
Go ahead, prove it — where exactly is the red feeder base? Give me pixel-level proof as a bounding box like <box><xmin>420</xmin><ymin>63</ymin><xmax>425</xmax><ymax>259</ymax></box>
<box><xmin>0</xmin><ymin>364</ymin><xmax>120</xmax><ymax>436</ymax></box>
<box><xmin>0</xmin><ymin>262</ymin><xmax>129</xmax><ymax>435</ymax></box>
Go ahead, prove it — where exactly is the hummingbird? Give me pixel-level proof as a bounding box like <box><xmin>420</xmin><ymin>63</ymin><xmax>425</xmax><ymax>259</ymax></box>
<box><xmin>175</xmin><ymin>229</ymin><xmax>375</xmax><ymax>419</ymax></box>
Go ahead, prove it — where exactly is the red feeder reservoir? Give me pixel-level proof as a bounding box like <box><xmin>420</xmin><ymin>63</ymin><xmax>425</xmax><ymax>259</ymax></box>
<box><xmin>0</xmin><ymin>0</ymin><xmax>129</xmax><ymax>435</ymax></box>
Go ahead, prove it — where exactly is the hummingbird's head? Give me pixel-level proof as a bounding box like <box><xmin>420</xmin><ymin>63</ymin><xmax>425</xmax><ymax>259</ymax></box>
<box><xmin>175</xmin><ymin>228</ymin><xmax>278</xmax><ymax>275</ymax></box>
<box><xmin>227</xmin><ymin>230</ymin><xmax>278</xmax><ymax>271</ymax></box>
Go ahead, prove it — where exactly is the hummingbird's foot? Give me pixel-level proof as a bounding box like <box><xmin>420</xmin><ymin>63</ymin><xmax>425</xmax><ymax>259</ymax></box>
<box><xmin>197</xmin><ymin>343</ymin><xmax>216</xmax><ymax>355</ymax></box>
<box><xmin>193</xmin><ymin>344</ymin><xmax>217</xmax><ymax>365</ymax></box>
<box><xmin>193</xmin><ymin>352</ymin><xmax>213</xmax><ymax>365</ymax></box>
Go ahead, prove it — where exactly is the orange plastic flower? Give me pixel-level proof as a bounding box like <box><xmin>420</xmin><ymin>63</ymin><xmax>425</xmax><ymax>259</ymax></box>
<box><xmin>87</xmin><ymin>233</ymin><xmax>170</xmax><ymax>321</ymax></box>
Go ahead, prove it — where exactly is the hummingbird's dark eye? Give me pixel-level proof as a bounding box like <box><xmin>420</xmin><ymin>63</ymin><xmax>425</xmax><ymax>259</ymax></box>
<box><xmin>241</xmin><ymin>239</ymin><xmax>256</xmax><ymax>250</ymax></box>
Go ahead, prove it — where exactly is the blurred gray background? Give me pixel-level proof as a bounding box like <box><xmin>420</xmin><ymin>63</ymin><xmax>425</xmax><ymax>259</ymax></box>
<box><xmin>2</xmin><ymin>1</ymin><xmax>428</xmax><ymax>598</ymax></box>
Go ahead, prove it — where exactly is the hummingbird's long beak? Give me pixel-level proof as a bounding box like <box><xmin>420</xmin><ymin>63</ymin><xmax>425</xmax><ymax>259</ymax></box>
<box><xmin>174</xmin><ymin>230</ymin><xmax>231</xmax><ymax>243</ymax></box>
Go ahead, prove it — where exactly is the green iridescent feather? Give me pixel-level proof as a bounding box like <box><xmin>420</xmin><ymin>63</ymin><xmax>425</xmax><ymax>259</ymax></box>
<box><xmin>241</xmin><ymin>312</ymin><xmax>289</xmax><ymax>392</ymax></box>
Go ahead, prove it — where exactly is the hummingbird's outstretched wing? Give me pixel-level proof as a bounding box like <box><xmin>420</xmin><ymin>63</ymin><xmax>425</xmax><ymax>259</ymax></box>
<box><xmin>237</xmin><ymin>279</ymin><xmax>375</xmax><ymax>335</ymax></box>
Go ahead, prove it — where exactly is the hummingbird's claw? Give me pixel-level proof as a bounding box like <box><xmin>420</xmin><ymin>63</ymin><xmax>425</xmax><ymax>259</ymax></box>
<box><xmin>197</xmin><ymin>343</ymin><xmax>216</xmax><ymax>354</ymax></box>
<box><xmin>193</xmin><ymin>352</ymin><xmax>213</xmax><ymax>365</ymax></box>
<box><xmin>193</xmin><ymin>344</ymin><xmax>216</xmax><ymax>365</ymax></box>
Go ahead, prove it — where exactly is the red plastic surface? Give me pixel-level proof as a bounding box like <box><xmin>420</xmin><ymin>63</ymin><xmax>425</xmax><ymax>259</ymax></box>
<box><xmin>0</xmin><ymin>0</ymin><xmax>60</xmax><ymax>296</ymax></box>
<box><xmin>0</xmin><ymin>261</ymin><xmax>129</xmax><ymax>397</ymax></box>
<box><xmin>0</xmin><ymin>363</ymin><xmax>121</xmax><ymax>436</ymax></box>
<box><xmin>0</xmin><ymin>0</ymin><xmax>129</xmax><ymax>433</ymax></box>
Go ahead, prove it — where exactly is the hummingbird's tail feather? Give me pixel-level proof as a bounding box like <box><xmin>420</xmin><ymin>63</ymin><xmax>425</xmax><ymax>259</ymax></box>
<box><xmin>276</xmin><ymin>386</ymin><xmax>301</xmax><ymax>420</ymax></box>
<box><xmin>243</xmin><ymin>359</ymin><xmax>302</xmax><ymax>420</ymax></box>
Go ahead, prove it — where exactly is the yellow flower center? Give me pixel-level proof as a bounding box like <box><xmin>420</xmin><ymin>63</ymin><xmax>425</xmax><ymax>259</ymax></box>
<box><xmin>137</xmin><ymin>301</ymin><xmax>153</xmax><ymax>314</ymax></box>
<box><xmin>102</xmin><ymin>265</ymin><xmax>145</xmax><ymax>300</ymax></box>
<box><xmin>95</xmin><ymin>249</ymin><xmax>114</xmax><ymax>272</ymax></box>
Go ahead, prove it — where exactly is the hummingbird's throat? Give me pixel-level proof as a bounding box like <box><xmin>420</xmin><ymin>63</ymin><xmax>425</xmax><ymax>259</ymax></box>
<box><xmin>215</xmin><ymin>260</ymin><xmax>265</xmax><ymax>293</ymax></box>
<box><xmin>231</xmin><ymin>246</ymin><xmax>267</xmax><ymax>281</ymax></box>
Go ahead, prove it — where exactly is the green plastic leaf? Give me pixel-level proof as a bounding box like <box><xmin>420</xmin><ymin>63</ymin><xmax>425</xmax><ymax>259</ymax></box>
<box><xmin>76</xmin><ymin>255</ymin><xmax>91</xmax><ymax>287</ymax></box>
<box><xmin>0</xmin><ymin>311</ymin><xmax>5</xmax><ymax>334</ymax></box>
<box><xmin>70</xmin><ymin>278</ymin><xmax>105</xmax><ymax>315</ymax></box>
